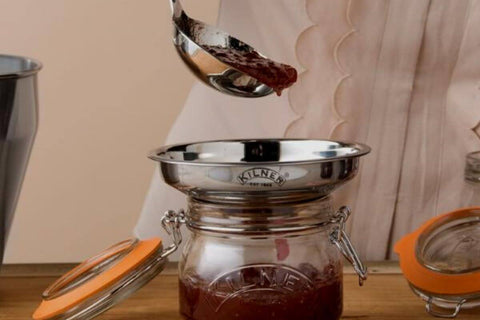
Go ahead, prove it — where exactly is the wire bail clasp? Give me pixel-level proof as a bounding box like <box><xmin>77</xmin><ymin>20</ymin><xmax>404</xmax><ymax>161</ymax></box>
<box><xmin>426</xmin><ymin>297</ymin><xmax>466</xmax><ymax>318</ymax></box>
<box><xmin>160</xmin><ymin>209</ymin><xmax>186</xmax><ymax>258</ymax></box>
<box><xmin>330</xmin><ymin>206</ymin><xmax>368</xmax><ymax>286</ymax></box>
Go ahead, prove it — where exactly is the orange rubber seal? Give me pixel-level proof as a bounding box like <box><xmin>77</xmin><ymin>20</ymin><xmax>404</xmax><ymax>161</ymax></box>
<box><xmin>33</xmin><ymin>238</ymin><xmax>162</xmax><ymax>320</ymax></box>
<box><xmin>395</xmin><ymin>207</ymin><xmax>480</xmax><ymax>295</ymax></box>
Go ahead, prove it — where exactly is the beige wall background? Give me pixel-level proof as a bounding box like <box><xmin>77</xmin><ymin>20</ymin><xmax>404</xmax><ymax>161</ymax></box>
<box><xmin>2</xmin><ymin>0</ymin><xmax>220</xmax><ymax>263</ymax></box>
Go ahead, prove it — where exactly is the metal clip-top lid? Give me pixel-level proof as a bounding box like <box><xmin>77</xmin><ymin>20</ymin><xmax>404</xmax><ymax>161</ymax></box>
<box><xmin>33</xmin><ymin>238</ymin><xmax>166</xmax><ymax>320</ymax></box>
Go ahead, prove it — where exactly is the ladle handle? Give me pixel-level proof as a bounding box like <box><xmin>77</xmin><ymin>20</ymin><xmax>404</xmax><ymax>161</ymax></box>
<box><xmin>169</xmin><ymin>0</ymin><xmax>184</xmax><ymax>19</ymax></box>
<box><xmin>330</xmin><ymin>206</ymin><xmax>368</xmax><ymax>286</ymax></box>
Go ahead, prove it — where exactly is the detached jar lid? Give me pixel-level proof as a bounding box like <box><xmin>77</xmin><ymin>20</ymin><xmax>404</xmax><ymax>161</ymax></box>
<box><xmin>395</xmin><ymin>207</ymin><xmax>480</xmax><ymax>317</ymax></box>
<box><xmin>33</xmin><ymin>238</ymin><xmax>165</xmax><ymax>320</ymax></box>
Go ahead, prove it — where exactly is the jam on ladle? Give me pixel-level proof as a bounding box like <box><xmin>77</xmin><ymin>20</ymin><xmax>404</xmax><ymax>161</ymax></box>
<box><xmin>205</xmin><ymin>46</ymin><xmax>297</xmax><ymax>96</ymax></box>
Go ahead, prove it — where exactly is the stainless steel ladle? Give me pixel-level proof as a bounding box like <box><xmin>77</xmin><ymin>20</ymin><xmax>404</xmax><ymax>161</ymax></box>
<box><xmin>169</xmin><ymin>0</ymin><xmax>275</xmax><ymax>98</ymax></box>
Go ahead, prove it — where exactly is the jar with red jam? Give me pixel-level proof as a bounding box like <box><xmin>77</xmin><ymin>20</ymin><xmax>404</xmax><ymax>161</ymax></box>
<box><xmin>176</xmin><ymin>196</ymin><xmax>363</xmax><ymax>320</ymax></box>
<box><xmin>33</xmin><ymin>139</ymin><xmax>369</xmax><ymax>320</ymax></box>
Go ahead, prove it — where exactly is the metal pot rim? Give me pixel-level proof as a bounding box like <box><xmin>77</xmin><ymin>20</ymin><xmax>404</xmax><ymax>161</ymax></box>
<box><xmin>0</xmin><ymin>54</ymin><xmax>42</xmax><ymax>79</ymax></box>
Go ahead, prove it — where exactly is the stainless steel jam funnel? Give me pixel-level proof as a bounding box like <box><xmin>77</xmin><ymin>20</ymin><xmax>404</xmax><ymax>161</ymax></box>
<box><xmin>169</xmin><ymin>0</ymin><xmax>276</xmax><ymax>97</ymax></box>
<box><xmin>149</xmin><ymin>139</ymin><xmax>370</xmax><ymax>203</ymax></box>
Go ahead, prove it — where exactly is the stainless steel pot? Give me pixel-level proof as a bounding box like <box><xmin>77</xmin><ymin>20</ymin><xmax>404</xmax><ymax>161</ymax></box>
<box><xmin>0</xmin><ymin>54</ymin><xmax>42</xmax><ymax>265</ymax></box>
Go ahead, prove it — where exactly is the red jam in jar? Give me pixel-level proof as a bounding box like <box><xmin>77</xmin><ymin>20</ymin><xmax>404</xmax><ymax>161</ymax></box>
<box><xmin>179</xmin><ymin>262</ymin><xmax>343</xmax><ymax>320</ymax></box>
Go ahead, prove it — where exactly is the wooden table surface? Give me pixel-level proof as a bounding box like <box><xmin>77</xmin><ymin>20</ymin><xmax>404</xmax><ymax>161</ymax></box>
<box><xmin>0</xmin><ymin>263</ymin><xmax>478</xmax><ymax>319</ymax></box>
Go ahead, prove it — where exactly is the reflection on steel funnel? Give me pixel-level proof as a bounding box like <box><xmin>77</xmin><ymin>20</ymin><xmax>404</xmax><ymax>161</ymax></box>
<box><xmin>0</xmin><ymin>54</ymin><xmax>41</xmax><ymax>265</ymax></box>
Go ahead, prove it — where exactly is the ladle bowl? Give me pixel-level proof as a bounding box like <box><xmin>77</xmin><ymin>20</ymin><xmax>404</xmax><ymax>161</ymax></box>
<box><xmin>170</xmin><ymin>0</ymin><xmax>276</xmax><ymax>97</ymax></box>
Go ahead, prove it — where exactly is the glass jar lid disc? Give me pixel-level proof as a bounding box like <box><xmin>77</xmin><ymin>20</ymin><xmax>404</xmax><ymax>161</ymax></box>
<box><xmin>33</xmin><ymin>238</ymin><xmax>165</xmax><ymax>320</ymax></box>
<box><xmin>395</xmin><ymin>208</ymin><xmax>480</xmax><ymax>296</ymax></box>
<box><xmin>417</xmin><ymin>209</ymin><xmax>480</xmax><ymax>274</ymax></box>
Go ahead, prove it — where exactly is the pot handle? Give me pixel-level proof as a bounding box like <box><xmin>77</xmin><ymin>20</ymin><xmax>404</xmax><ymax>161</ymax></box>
<box><xmin>330</xmin><ymin>206</ymin><xmax>368</xmax><ymax>286</ymax></box>
<box><xmin>160</xmin><ymin>209</ymin><xmax>186</xmax><ymax>259</ymax></box>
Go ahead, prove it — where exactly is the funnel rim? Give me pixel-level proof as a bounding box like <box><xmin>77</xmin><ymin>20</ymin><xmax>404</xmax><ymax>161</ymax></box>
<box><xmin>148</xmin><ymin>138</ymin><xmax>371</xmax><ymax>166</ymax></box>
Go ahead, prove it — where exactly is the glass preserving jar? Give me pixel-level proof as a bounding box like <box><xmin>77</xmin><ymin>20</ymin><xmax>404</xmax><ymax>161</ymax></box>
<box><xmin>395</xmin><ymin>152</ymin><xmax>480</xmax><ymax>318</ymax></box>
<box><xmin>396</xmin><ymin>207</ymin><xmax>480</xmax><ymax>318</ymax></box>
<box><xmin>176</xmin><ymin>197</ymin><xmax>359</xmax><ymax>320</ymax></box>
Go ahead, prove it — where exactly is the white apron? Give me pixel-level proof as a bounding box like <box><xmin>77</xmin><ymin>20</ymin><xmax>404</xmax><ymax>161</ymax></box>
<box><xmin>135</xmin><ymin>0</ymin><xmax>480</xmax><ymax>260</ymax></box>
